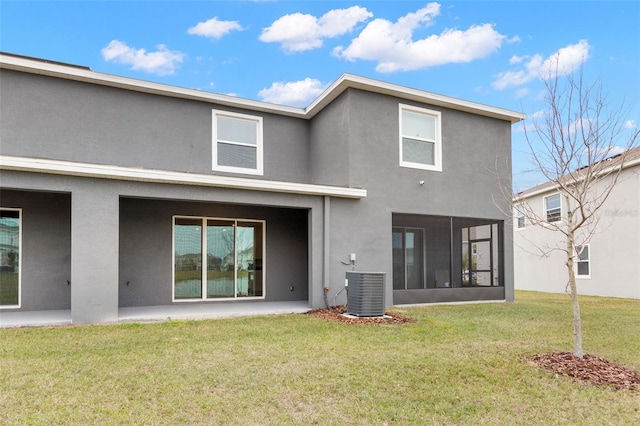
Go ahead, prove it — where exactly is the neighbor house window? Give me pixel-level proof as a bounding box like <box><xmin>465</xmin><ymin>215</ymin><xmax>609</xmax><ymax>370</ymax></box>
<box><xmin>545</xmin><ymin>193</ymin><xmax>561</xmax><ymax>222</ymax></box>
<box><xmin>212</xmin><ymin>110</ymin><xmax>263</xmax><ymax>175</ymax></box>
<box><xmin>399</xmin><ymin>104</ymin><xmax>442</xmax><ymax>172</ymax></box>
<box><xmin>0</xmin><ymin>208</ymin><xmax>21</xmax><ymax>308</ymax></box>
<box><xmin>173</xmin><ymin>216</ymin><xmax>264</xmax><ymax>301</ymax></box>
<box><xmin>576</xmin><ymin>245</ymin><xmax>590</xmax><ymax>278</ymax></box>
<box><xmin>515</xmin><ymin>204</ymin><xmax>525</xmax><ymax>229</ymax></box>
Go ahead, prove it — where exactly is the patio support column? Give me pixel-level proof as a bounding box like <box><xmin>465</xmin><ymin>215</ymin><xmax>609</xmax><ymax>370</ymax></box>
<box><xmin>502</xmin><ymin>221</ymin><xmax>515</xmax><ymax>302</ymax></box>
<box><xmin>323</xmin><ymin>195</ymin><xmax>331</xmax><ymax>295</ymax></box>
<box><xmin>307</xmin><ymin>197</ymin><xmax>329</xmax><ymax>309</ymax></box>
<box><xmin>71</xmin><ymin>184</ymin><xmax>119</xmax><ymax>324</ymax></box>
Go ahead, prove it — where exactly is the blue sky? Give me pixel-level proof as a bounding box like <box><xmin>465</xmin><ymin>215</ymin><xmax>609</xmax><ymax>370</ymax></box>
<box><xmin>1</xmin><ymin>0</ymin><xmax>638</xmax><ymax>189</ymax></box>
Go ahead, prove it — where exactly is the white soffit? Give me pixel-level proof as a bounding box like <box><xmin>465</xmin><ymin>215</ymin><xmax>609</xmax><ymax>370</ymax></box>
<box><xmin>0</xmin><ymin>156</ymin><xmax>367</xmax><ymax>199</ymax></box>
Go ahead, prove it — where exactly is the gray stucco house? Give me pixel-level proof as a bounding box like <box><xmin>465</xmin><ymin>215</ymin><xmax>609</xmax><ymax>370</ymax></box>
<box><xmin>0</xmin><ymin>53</ymin><xmax>524</xmax><ymax>324</ymax></box>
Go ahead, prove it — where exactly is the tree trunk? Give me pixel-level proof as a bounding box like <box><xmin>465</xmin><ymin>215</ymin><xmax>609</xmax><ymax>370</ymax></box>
<box><xmin>566</xmin><ymin>201</ymin><xmax>584</xmax><ymax>358</ymax></box>
<box><xmin>567</xmin><ymin>256</ymin><xmax>584</xmax><ymax>358</ymax></box>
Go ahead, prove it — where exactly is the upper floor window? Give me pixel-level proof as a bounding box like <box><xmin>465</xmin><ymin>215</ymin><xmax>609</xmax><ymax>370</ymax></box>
<box><xmin>212</xmin><ymin>110</ymin><xmax>263</xmax><ymax>175</ymax></box>
<box><xmin>399</xmin><ymin>104</ymin><xmax>442</xmax><ymax>172</ymax></box>
<box><xmin>544</xmin><ymin>193</ymin><xmax>561</xmax><ymax>222</ymax></box>
<box><xmin>576</xmin><ymin>245</ymin><xmax>590</xmax><ymax>278</ymax></box>
<box><xmin>515</xmin><ymin>204</ymin><xmax>526</xmax><ymax>229</ymax></box>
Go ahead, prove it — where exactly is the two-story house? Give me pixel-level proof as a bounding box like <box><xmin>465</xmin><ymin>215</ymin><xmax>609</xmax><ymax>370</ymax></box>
<box><xmin>513</xmin><ymin>147</ymin><xmax>640</xmax><ymax>299</ymax></box>
<box><xmin>0</xmin><ymin>53</ymin><xmax>523</xmax><ymax>325</ymax></box>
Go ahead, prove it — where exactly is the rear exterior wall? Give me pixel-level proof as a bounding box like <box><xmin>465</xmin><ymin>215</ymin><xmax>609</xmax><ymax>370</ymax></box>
<box><xmin>310</xmin><ymin>89</ymin><xmax>515</xmax><ymax>303</ymax></box>
<box><xmin>0</xmin><ymin>69</ymin><xmax>312</xmax><ymax>184</ymax></box>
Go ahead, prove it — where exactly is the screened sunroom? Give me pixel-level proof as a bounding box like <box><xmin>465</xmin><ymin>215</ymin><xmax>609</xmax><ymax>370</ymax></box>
<box><xmin>392</xmin><ymin>214</ymin><xmax>505</xmax><ymax>304</ymax></box>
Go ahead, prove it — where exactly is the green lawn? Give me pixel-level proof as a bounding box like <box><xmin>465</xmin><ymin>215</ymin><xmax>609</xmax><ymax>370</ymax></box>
<box><xmin>1</xmin><ymin>291</ymin><xmax>638</xmax><ymax>425</ymax></box>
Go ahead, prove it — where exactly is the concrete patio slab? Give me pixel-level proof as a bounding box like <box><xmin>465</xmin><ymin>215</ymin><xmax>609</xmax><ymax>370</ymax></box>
<box><xmin>0</xmin><ymin>301</ymin><xmax>310</xmax><ymax>328</ymax></box>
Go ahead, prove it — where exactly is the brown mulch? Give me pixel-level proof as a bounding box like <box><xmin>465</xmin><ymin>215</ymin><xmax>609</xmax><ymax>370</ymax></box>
<box><xmin>524</xmin><ymin>352</ymin><xmax>640</xmax><ymax>391</ymax></box>
<box><xmin>305</xmin><ymin>305</ymin><xmax>415</xmax><ymax>325</ymax></box>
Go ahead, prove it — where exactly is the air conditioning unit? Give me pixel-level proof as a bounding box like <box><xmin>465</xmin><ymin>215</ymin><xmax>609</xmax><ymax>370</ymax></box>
<box><xmin>346</xmin><ymin>271</ymin><xmax>386</xmax><ymax>317</ymax></box>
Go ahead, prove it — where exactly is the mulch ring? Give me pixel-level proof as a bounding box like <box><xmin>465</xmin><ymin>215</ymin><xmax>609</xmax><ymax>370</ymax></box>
<box><xmin>305</xmin><ymin>305</ymin><xmax>415</xmax><ymax>325</ymax></box>
<box><xmin>524</xmin><ymin>352</ymin><xmax>640</xmax><ymax>391</ymax></box>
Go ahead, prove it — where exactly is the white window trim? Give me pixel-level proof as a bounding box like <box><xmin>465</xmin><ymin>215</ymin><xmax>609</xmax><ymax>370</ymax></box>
<box><xmin>172</xmin><ymin>215</ymin><xmax>266</xmax><ymax>302</ymax></box>
<box><xmin>544</xmin><ymin>193</ymin><xmax>562</xmax><ymax>223</ymax></box>
<box><xmin>399</xmin><ymin>104</ymin><xmax>442</xmax><ymax>172</ymax></box>
<box><xmin>575</xmin><ymin>244</ymin><xmax>591</xmax><ymax>279</ymax></box>
<box><xmin>212</xmin><ymin>110</ymin><xmax>264</xmax><ymax>176</ymax></box>
<box><xmin>0</xmin><ymin>207</ymin><xmax>22</xmax><ymax>309</ymax></box>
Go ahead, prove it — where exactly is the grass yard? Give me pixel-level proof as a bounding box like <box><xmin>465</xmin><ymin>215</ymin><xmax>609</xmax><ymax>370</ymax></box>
<box><xmin>1</xmin><ymin>291</ymin><xmax>639</xmax><ymax>425</ymax></box>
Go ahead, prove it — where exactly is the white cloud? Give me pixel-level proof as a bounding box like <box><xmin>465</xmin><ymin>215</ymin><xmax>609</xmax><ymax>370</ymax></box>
<box><xmin>187</xmin><ymin>17</ymin><xmax>243</xmax><ymax>39</ymax></box>
<box><xmin>334</xmin><ymin>3</ymin><xmax>505</xmax><ymax>72</ymax></box>
<box><xmin>258</xmin><ymin>78</ymin><xmax>329</xmax><ymax>107</ymax></box>
<box><xmin>492</xmin><ymin>39</ymin><xmax>590</xmax><ymax>90</ymax></box>
<box><xmin>101</xmin><ymin>40</ymin><xmax>185</xmax><ymax>75</ymax></box>
<box><xmin>259</xmin><ymin>6</ymin><xmax>372</xmax><ymax>53</ymax></box>
<box><xmin>623</xmin><ymin>120</ymin><xmax>637</xmax><ymax>129</ymax></box>
<box><xmin>509</xmin><ymin>54</ymin><xmax>524</xmax><ymax>65</ymax></box>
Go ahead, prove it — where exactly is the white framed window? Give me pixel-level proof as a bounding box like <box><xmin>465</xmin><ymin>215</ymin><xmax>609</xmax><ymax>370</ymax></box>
<box><xmin>399</xmin><ymin>104</ymin><xmax>442</xmax><ymax>172</ymax></box>
<box><xmin>0</xmin><ymin>208</ymin><xmax>21</xmax><ymax>309</ymax></box>
<box><xmin>576</xmin><ymin>244</ymin><xmax>590</xmax><ymax>278</ymax></box>
<box><xmin>544</xmin><ymin>193</ymin><xmax>561</xmax><ymax>223</ymax></box>
<box><xmin>173</xmin><ymin>216</ymin><xmax>265</xmax><ymax>301</ymax></box>
<box><xmin>515</xmin><ymin>204</ymin><xmax>526</xmax><ymax>229</ymax></box>
<box><xmin>212</xmin><ymin>110</ymin><xmax>263</xmax><ymax>175</ymax></box>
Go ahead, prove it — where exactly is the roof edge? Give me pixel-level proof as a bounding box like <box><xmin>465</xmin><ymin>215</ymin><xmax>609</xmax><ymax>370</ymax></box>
<box><xmin>306</xmin><ymin>73</ymin><xmax>525</xmax><ymax>124</ymax></box>
<box><xmin>513</xmin><ymin>150</ymin><xmax>640</xmax><ymax>200</ymax></box>
<box><xmin>0</xmin><ymin>53</ymin><xmax>306</xmax><ymax>118</ymax></box>
<box><xmin>1</xmin><ymin>53</ymin><xmax>524</xmax><ymax>123</ymax></box>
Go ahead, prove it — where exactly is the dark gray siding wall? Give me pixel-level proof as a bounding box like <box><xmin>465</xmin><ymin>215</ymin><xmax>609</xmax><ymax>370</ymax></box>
<box><xmin>309</xmin><ymin>89</ymin><xmax>514</xmax><ymax>303</ymax></box>
<box><xmin>119</xmin><ymin>198</ymin><xmax>309</xmax><ymax>307</ymax></box>
<box><xmin>344</xmin><ymin>89</ymin><xmax>512</xmax><ymax>218</ymax></box>
<box><xmin>0</xmin><ymin>189</ymin><xmax>71</xmax><ymax>311</ymax></box>
<box><xmin>0</xmin><ymin>70</ymin><xmax>311</xmax><ymax>183</ymax></box>
<box><xmin>308</xmin><ymin>91</ymin><xmax>351</xmax><ymax>186</ymax></box>
<box><xmin>1</xmin><ymin>69</ymin><xmax>515</xmax><ymax>316</ymax></box>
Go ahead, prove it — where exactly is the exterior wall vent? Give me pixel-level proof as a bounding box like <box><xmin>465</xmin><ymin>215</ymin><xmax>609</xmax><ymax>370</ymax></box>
<box><xmin>346</xmin><ymin>271</ymin><xmax>386</xmax><ymax>317</ymax></box>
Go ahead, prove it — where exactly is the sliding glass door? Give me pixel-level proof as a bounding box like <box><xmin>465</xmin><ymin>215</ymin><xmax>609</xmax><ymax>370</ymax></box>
<box><xmin>393</xmin><ymin>227</ymin><xmax>425</xmax><ymax>290</ymax></box>
<box><xmin>174</xmin><ymin>217</ymin><xmax>264</xmax><ymax>301</ymax></box>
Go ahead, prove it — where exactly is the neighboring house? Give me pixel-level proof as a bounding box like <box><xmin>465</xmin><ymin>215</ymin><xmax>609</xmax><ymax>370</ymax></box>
<box><xmin>513</xmin><ymin>147</ymin><xmax>640</xmax><ymax>299</ymax></box>
<box><xmin>0</xmin><ymin>53</ymin><xmax>523</xmax><ymax>324</ymax></box>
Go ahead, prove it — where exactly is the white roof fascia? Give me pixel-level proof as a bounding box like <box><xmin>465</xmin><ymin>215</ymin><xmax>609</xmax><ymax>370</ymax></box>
<box><xmin>306</xmin><ymin>73</ymin><xmax>525</xmax><ymax>124</ymax></box>
<box><xmin>1</xmin><ymin>54</ymin><xmax>524</xmax><ymax>123</ymax></box>
<box><xmin>0</xmin><ymin>156</ymin><xmax>367</xmax><ymax>199</ymax></box>
<box><xmin>513</xmin><ymin>185</ymin><xmax>559</xmax><ymax>202</ymax></box>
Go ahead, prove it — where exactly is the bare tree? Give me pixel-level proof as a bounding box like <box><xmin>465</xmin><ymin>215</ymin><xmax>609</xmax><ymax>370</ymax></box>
<box><xmin>512</xmin><ymin>67</ymin><xmax>639</xmax><ymax>358</ymax></box>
